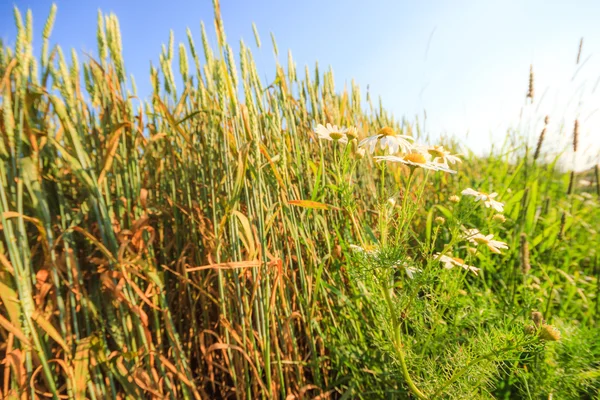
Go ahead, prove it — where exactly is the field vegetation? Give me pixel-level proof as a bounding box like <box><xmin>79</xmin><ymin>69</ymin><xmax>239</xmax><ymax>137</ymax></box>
<box><xmin>1</xmin><ymin>2</ymin><xmax>599</xmax><ymax>398</ymax></box>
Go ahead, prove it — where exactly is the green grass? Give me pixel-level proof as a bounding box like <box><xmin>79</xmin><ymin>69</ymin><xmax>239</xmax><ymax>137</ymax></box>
<box><xmin>0</xmin><ymin>2</ymin><xmax>599</xmax><ymax>399</ymax></box>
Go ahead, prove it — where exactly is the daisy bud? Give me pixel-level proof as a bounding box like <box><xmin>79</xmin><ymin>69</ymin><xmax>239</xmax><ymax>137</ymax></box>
<box><xmin>524</xmin><ymin>325</ymin><xmax>536</xmax><ymax>335</ymax></box>
<box><xmin>346</xmin><ymin>126</ymin><xmax>358</xmax><ymax>140</ymax></box>
<box><xmin>449</xmin><ymin>195</ymin><xmax>460</xmax><ymax>203</ymax></box>
<box><xmin>434</xmin><ymin>216</ymin><xmax>446</xmax><ymax>225</ymax></box>
<box><xmin>531</xmin><ymin>311</ymin><xmax>543</xmax><ymax>327</ymax></box>
<box><xmin>355</xmin><ymin>147</ymin><xmax>366</xmax><ymax>159</ymax></box>
<box><xmin>467</xmin><ymin>247</ymin><xmax>478</xmax><ymax>255</ymax></box>
<box><xmin>493</xmin><ymin>214</ymin><xmax>506</xmax><ymax>223</ymax></box>
<box><xmin>539</xmin><ymin>324</ymin><xmax>561</xmax><ymax>341</ymax></box>
<box><xmin>333</xmin><ymin>244</ymin><xmax>342</xmax><ymax>259</ymax></box>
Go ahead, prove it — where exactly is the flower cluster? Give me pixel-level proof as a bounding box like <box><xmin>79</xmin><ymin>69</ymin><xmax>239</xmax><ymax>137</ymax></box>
<box><xmin>432</xmin><ymin>184</ymin><xmax>509</xmax><ymax>274</ymax></box>
<box><xmin>313</xmin><ymin>124</ymin><xmax>462</xmax><ymax>173</ymax></box>
<box><xmin>313</xmin><ymin>122</ymin><xmax>511</xmax><ymax>279</ymax></box>
<box><xmin>365</xmin><ymin>127</ymin><xmax>461</xmax><ymax>173</ymax></box>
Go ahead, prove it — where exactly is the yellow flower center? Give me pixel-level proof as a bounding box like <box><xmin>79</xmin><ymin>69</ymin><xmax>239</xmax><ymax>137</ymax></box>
<box><xmin>377</xmin><ymin>126</ymin><xmax>395</xmax><ymax>137</ymax></box>
<box><xmin>403</xmin><ymin>153</ymin><xmax>426</xmax><ymax>164</ymax></box>
<box><xmin>428</xmin><ymin>147</ymin><xmax>445</xmax><ymax>158</ymax></box>
<box><xmin>452</xmin><ymin>257</ymin><xmax>465</xmax><ymax>264</ymax></box>
<box><xmin>330</xmin><ymin>132</ymin><xmax>344</xmax><ymax>141</ymax></box>
<box><xmin>473</xmin><ymin>236</ymin><xmax>488</xmax><ymax>245</ymax></box>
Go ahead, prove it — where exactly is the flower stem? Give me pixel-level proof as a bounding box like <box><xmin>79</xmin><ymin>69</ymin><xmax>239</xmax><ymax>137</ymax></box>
<box><xmin>381</xmin><ymin>283</ymin><xmax>428</xmax><ymax>400</ymax></box>
<box><xmin>379</xmin><ymin>163</ymin><xmax>388</xmax><ymax>246</ymax></box>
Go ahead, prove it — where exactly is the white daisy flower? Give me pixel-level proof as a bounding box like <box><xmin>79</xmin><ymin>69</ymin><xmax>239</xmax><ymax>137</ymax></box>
<box><xmin>461</xmin><ymin>188</ymin><xmax>504</xmax><ymax>212</ymax></box>
<box><xmin>435</xmin><ymin>253</ymin><xmax>480</xmax><ymax>275</ymax></box>
<box><xmin>314</xmin><ymin>123</ymin><xmax>348</xmax><ymax>143</ymax></box>
<box><xmin>424</xmin><ymin>145</ymin><xmax>462</xmax><ymax>166</ymax></box>
<box><xmin>375</xmin><ymin>153</ymin><xmax>457</xmax><ymax>173</ymax></box>
<box><xmin>348</xmin><ymin>244</ymin><xmax>379</xmax><ymax>256</ymax></box>
<box><xmin>404</xmin><ymin>266</ymin><xmax>421</xmax><ymax>279</ymax></box>
<box><xmin>355</xmin><ymin>147</ymin><xmax>366</xmax><ymax>159</ymax></box>
<box><xmin>359</xmin><ymin>126</ymin><xmax>414</xmax><ymax>155</ymax></box>
<box><xmin>464</xmin><ymin>228</ymin><xmax>508</xmax><ymax>254</ymax></box>
<box><xmin>394</xmin><ymin>260</ymin><xmax>421</xmax><ymax>279</ymax></box>
<box><xmin>349</xmin><ymin>244</ymin><xmax>365</xmax><ymax>252</ymax></box>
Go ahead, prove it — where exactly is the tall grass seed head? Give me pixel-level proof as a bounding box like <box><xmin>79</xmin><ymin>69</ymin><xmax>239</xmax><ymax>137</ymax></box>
<box><xmin>527</xmin><ymin>64</ymin><xmax>535</xmax><ymax>100</ymax></box>
<box><xmin>520</xmin><ymin>233</ymin><xmax>531</xmax><ymax>275</ymax></box>
<box><xmin>573</xmin><ymin>119</ymin><xmax>579</xmax><ymax>153</ymax></box>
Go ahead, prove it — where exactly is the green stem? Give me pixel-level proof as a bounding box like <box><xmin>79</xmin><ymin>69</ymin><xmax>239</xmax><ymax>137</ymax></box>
<box><xmin>381</xmin><ymin>282</ymin><xmax>428</xmax><ymax>400</ymax></box>
<box><xmin>379</xmin><ymin>163</ymin><xmax>388</xmax><ymax>246</ymax></box>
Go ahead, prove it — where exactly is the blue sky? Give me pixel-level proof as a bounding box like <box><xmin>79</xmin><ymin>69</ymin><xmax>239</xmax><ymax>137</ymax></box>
<box><xmin>2</xmin><ymin>0</ymin><xmax>599</xmax><ymax>170</ymax></box>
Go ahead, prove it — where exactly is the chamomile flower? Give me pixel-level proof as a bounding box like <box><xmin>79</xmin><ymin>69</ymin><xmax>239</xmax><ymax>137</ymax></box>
<box><xmin>359</xmin><ymin>126</ymin><xmax>414</xmax><ymax>154</ymax></box>
<box><xmin>394</xmin><ymin>260</ymin><xmax>421</xmax><ymax>279</ymax></box>
<box><xmin>345</xmin><ymin>126</ymin><xmax>359</xmax><ymax>141</ymax></box>
<box><xmin>314</xmin><ymin>123</ymin><xmax>348</xmax><ymax>143</ymax></box>
<box><xmin>464</xmin><ymin>228</ymin><xmax>508</xmax><ymax>254</ymax></box>
<box><xmin>461</xmin><ymin>188</ymin><xmax>505</xmax><ymax>212</ymax></box>
<box><xmin>404</xmin><ymin>265</ymin><xmax>421</xmax><ymax>279</ymax></box>
<box><xmin>421</xmin><ymin>145</ymin><xmax>462</xmax><ymax>166</ymax></box>
<box><xmin>435</xmin><ymin>253</ymin><xmax>480</xmax><ymax>275</ymax></box>
<box><xmin>348</xmin><ymin>244</ymin><xmax>379</xmax><ymax>256</ymax></box>
<box><xmin>349</xmin><ymin>244</ymin><xmax>365</xmax><ymax>252</ymax></box>
<box><xmin>375</xmin><ymin>153</ymin><xmax>457</xmax><ymax>173</ymax></box>
<box><xmin>355</xmin><ymin>147</ymin><xmax>366</xmax><ymax>159</ymax></box>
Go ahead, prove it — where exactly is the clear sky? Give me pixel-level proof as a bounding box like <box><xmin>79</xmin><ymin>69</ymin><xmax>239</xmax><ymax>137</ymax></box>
<box><xmin>2</xmin><ymin>0</ymin><xmax>599</xmax><ymax>170</ymax></box>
